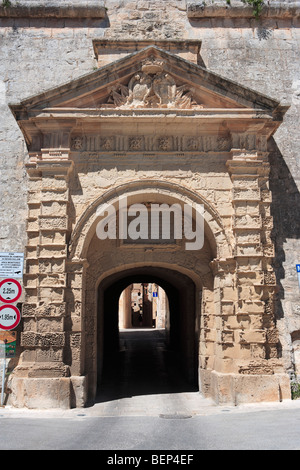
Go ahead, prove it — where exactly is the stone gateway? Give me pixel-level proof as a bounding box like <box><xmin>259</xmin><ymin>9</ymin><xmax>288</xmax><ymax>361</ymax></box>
<box><xmin>1</xmin><ymin>0</ymin><xmax>299</xmax><ymax>408</ymax></box>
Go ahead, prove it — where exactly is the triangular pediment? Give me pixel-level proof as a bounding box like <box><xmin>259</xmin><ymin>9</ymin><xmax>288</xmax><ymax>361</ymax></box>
<box><xmin>10</xmin><ymin>46</ymin><xmax>285</xmax><ymax>115</ymax></box>
<box><xmin>54</xmin><ymin>51</ymin><xmax>246</xmax><ymax>110</ymax></box>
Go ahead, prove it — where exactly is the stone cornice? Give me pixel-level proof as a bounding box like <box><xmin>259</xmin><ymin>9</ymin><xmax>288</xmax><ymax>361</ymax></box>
<box><xmin>187</xmin><ymin>0</ymin><xmax>300</xmax><ymax>19</ymax></box>
<box><xmin>1</xmin><ymin>0</ymin><xmax>299</xmax><ymax>20</ymax></box>
<box><xmin>0</xmin><ymin>0</ymin><xmax>106</xmax><ymax>18</ymax></box>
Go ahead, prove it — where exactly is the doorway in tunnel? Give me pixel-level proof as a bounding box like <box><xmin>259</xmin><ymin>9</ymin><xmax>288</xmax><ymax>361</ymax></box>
<box><xmin>118</xmin><ymin>283</ymin><xmax>169</xmax><ymax>329</ymax></box>
<box><xmin>96</xmin><ymin>267</ymin><xmax>199</xmax><ymax>402</ymax></box>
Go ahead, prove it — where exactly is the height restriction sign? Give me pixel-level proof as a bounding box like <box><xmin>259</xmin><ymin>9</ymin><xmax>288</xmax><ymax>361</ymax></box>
<box><xmin>0</xmin><ymin>279</ymin><xmax>22</xmax><ymax>303</ymax></box>
<box><xmin>0</xmin><ymin>305</ymin><xmax>21</xmax><ymax>330</ymax></box>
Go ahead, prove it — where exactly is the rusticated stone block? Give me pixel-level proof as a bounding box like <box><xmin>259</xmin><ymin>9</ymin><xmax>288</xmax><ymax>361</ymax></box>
<box><xmin>38</xmin><ymin>273</ymin><xmax>66</xmax><ymax>287</ymax></box>
<box><xmin>37</xmin><ymin>317</ymin><xmax>64</xmax><ymax>333</ymax></box>
<box><xmin>8</xmin><ymin>377</ymin><xmax>72</xmax><ymax>409</ymax></box>
<box><xmin>238</xmin><ymin>363</ymin><xmax>274</xmax><ymax>375</ymax></box>
<box><xmin>70</xmin><ymin>332</ymin><xmax>81</xmax><ymax>349</ymax></box>
<box><xmin>36</xmin><ymin>347</ymin><xmax>64</xmax><ymax>363</ymax></box>
<box><xmin>239</xmin><ymin>329</ymin><xmax>266</xmax><ymax>344</ymax></box>
<box><xmin>40</xmin><ymin>231</ymin><xmax>66</xmax><ymax>245</ymax></box>
<box><xmin>39</xmin><ymin>216</ymin><xmax>68</xmax><ymax>230</ymax></box>
<box><xmin>38</xmin><ymin>258</ymin><xmax>65</xmax><ymax>274</ymax></box>
<box><xmin>41</xmin><ymin>189</ymin><xmax>69</xmax><ymax>202</ymax></box>
<box><xmin>41</xmin><ymin>202</ymin><xmax>68</xmax><ymax>219</ymax></box>
<box><xmin>70</xmin><ymin>376</ymin><xmax>87</xmax><ymax>408</ymax></box>
<box><xmin>37</xmin><ymin>303</ymin><xmax>66</xmax><ymax>317</ymax></box>
<box><xmin>266</xmin><ymin>328</ymin><xmax>279</xmax><ymax>344</ymax></box>
<box><xmin>221</xmin><ymin>330</ymin><xmax>235</xmax><ymax>344</ymax></box>
<box><xmin>22</xmin><ymin>303</ymin><xmax>38</xmax><ymax>317</ymax></box>
<box><xmin>38</xmin><ymin>244</ymin><xmax>67</xmax><ymax>258</ymax></box>
<box><xmin>41</xmin><ymin>177</ymin><xmax>68</xmax><ymax>191</ymax></box>
<box><xmin>39</xmin><ymin>287</ymin><xmax>65</xmax><ymax>302</ymax></box>
<box><xmin>21</xmin><ymin>331</ymin><xmax>65</xmax><ymax>348</ymax></box>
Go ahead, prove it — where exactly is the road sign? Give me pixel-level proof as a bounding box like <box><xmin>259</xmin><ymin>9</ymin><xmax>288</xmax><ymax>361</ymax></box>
<box><xmin>297</xmin><ymin>265</ymin><xmax>300</xmax><ymax>289</ymax></box>
<box><xmin>0</xmin><ymin>305</ymin><xmax>21</xmax><ymax>330</ymax></box>
<box><xmin>153</xmin><ymin>292</ymin><xmax>158</xmax><ymax>297</ymax></box>
<box><xmin>0</xmin><ymin>253</ymin><xmax>24</xmax><ymax>279</ymax></box>
<box><xmin>0</xmin><ymin>278</ymin><xmax>22</xmax><ymax>303</ymax></box>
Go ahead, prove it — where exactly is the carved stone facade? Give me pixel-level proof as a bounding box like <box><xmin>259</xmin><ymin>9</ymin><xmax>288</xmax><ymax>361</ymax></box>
<box><xmin>6</xmin><ymin>39</ymin><xmax>294</xmax><ymax>408</ymax></box>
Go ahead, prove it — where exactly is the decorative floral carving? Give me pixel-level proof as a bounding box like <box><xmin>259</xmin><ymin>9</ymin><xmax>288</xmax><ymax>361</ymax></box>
<box><xmin>129</xmin><ymin>137</ymin><xmax>143</xmax><ymax>151</ymax></box>
<box><xmin>101</xmin><ymin>137</ymin><xmax>114</xmax><ymax>151</ymax></box>
<box><xmin>186</xmin><ymin>137</ymin><xmax>198</xmax><ymax>151</ymax></box>
<box><xmin>71</xmin><ymin>136</ymin><xmax>84</xmax><ymax>150</ymax></box>
<box><xmin>157</xmin><ymin>136</ymin><xmax>172</xmax><ymax>151</ymax></box>
<box><xmin>75</xmin><ymin>133</ymin><xmax>230</xmax><ymax>153</ymax></box>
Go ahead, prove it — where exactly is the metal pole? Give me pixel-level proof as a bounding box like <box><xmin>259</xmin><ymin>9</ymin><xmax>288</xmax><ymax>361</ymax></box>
<box><xmin>1</xmin><ymin>355</ymin><xmax>6</xmax><ymax>407</ymax></box>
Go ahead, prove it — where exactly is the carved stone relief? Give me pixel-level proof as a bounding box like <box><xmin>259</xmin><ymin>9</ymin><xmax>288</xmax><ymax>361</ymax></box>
<box><xmin>71</xmin><ymin>133</ymin><xmax>232</xmax><ymax>153</ymax></box>
<box><xmin>105</xmin><ymin>57</ymin><xmax>202</xmax><ymax>109</ymax></box>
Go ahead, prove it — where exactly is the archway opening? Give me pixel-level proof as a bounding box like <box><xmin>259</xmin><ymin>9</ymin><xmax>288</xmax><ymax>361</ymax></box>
<box><xmin>119</xmin><ymin>283</ymin><xmax>169</xmax><ymax>330</ymax></box>
<box><xmin>96</xmin><ymin>267</ymin><xmax>199</xmax><ymax>403</ymax></box>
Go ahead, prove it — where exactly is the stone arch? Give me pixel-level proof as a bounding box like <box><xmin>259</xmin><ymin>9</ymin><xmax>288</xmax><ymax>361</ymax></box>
<box><xmin>83</xmin><ymin>240</ymin><xmax>215</xmax><ymax>396</ymax></box>
<box><xmin>69</xmin><ymin>181</ymin><xmax>226</xmax><ymax>403</ymax></box>
<box><xmin>69</xmin><ymin>179</ymin><xmax>232</xmax><ymax>262</ymax></box>
<box><xmin>96</xmin><ymin>265</ymin><xmax>199</xmax><ymax>396</ymax></box>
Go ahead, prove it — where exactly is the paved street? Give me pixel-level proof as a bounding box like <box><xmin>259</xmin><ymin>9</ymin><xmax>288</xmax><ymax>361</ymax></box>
<box><xmin>1</xmin><ymin>400</ymin><xmax>300</xmax><ymax>450</ymax></box>
<box><xmin>1</xmin><ymin>329</ymin><xmax>300</xmax><ymax>451</ymax></box>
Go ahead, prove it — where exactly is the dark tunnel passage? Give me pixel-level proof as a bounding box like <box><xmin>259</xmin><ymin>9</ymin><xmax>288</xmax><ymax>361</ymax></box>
<box><xmin>95</xmin><ymin>266</ymin><xmax>199</xmax><ymax>403</ymax></box>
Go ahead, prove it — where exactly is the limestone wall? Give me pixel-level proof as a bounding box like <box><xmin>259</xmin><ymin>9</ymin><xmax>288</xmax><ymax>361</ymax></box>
<box><xmin>0</xmin><ymin>0</ymin><xmax>299</xmax><ymax>378</ymax></box>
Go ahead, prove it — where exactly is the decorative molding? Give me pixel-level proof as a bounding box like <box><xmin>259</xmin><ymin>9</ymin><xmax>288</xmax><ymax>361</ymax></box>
<box><xmin>187</xmin><ymin>0</ymin><xmax>300</xmax><ymax>19</ymax></box>
<box><xmin>70</xmin><ymin>133</ymin><xmax>268</xmax><ymax>154</ymax></box>
<box><xmin>0</xmin><ymin>0</ymin><xmax>106</xmax><ymax>18</ymax></box>
<box><xmin>93</xmin><ymin>40</ymin><xmax>202</xmax><ymax>66</ymax></box>
<box><xmin>70</xmin><ymin>133</ymin><xmax>233</xmax><ymax>153</ymax></box>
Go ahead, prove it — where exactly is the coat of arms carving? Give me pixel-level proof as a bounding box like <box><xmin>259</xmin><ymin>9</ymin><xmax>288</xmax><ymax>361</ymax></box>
<box><xmin>106</xmin><ymin>57</ymin><xmax>202</xmax><ymax>110</ymax></box>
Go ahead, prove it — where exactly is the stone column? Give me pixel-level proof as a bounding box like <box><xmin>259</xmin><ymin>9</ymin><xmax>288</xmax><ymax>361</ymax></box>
<box><xmin>10</xmin><ymin>150</ymin><xmax>75</xmax><ymax>408</ymax></box>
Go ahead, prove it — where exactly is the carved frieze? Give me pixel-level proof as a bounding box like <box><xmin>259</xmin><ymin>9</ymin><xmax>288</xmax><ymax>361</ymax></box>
<box><xmin>71</xmin><ymin>136</ymin><xmax>84</xmax><ymax>151</ymax></box>
<box><xmin>71</xmin><ymin>133</ymin><xmax>232</xmax><ymax>153</ymax></box>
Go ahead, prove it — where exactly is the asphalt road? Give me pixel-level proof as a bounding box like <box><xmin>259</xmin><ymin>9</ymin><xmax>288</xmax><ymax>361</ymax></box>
<box><xmin>1</xmin><ymin>329</ymin><xmax>300</xmax><ymax>451</ymax></box>
<box><xmin>1</xmin><ymin>404</ymin><xmax>300</xmax><ymax>450</ymax></box>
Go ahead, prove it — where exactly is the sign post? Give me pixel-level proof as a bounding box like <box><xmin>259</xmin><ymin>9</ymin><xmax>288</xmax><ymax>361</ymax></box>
<box><xmin>0</xmin><ymin>341</ymin><xmax>6</xmax><ymax>407</ymax></box>
<box><xmin>0</xmin><ymin>331</ymin><xmax>17</xmax><ymax>407</ymax></box>
<box><xmin>0</xmin><ymin>253</ymin><xmax>23</xmax><ymax>407</ymax></box>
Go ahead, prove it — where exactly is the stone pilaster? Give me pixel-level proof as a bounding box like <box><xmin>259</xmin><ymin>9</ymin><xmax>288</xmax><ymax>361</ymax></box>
<box><xmin>10</xmin><ymin>156</ymin><xmax>74</xmax><ymax>408</ymax></box>
<box><xmin>220</xmin><ymin>147</ymin><xmax>291</xmax><ymax>403</ymax></box>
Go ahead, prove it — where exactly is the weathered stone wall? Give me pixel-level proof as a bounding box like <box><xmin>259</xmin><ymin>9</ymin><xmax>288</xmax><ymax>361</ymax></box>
<box><xmin>0</xmin><ymin>0</ymin><xmax>299</xmax><ymax>385</ymax></box>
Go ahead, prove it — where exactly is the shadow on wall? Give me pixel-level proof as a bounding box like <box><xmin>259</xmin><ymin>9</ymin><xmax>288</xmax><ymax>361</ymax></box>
<box><xmin>269</xmin><ymin>137</ymin><xmax>300</xmax><ymax>322</ymax></box>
